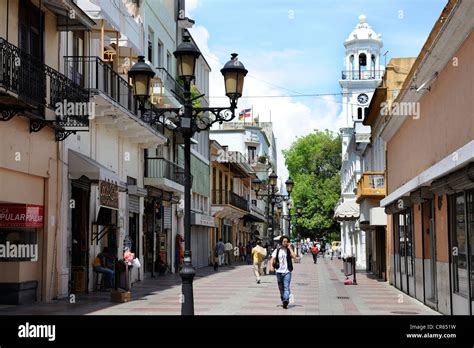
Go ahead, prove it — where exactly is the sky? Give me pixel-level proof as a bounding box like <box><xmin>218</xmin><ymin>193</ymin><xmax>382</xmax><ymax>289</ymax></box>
<box><xmin>186</xmin><ymin>0</ymin><xmax>447</xmax><ymax>181</ymax></box>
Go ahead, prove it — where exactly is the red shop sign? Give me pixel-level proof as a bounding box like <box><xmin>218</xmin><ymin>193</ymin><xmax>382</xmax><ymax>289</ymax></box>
<box><xmin>0</xmin><ymin>204</ymin><xmax>44</xmax><ymax>228</ymax></box>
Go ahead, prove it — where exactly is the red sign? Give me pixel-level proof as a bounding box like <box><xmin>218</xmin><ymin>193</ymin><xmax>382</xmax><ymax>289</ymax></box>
<box><xmin>0</xmin><ymin>204</ymin><xmax>44</xmax><ymax>228</ymax></box>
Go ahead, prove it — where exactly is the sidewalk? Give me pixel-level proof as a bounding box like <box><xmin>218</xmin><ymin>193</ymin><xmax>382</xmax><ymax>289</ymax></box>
<box><xmin>0</xmin><ymin>255</ymin><xmax>439</xmax><ymax>315</ymax></box>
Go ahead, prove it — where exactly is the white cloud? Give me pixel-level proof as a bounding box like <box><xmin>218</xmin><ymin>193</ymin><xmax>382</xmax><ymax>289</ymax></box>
<box><xmin>189</xmin><ymin>23</ymin><xmax>345</xmax><ymax>181</ymax></box>
<box><xmin>185</xmin><ymin>0</ymin><xmax>200</xmax><ymax>17</ymax></box>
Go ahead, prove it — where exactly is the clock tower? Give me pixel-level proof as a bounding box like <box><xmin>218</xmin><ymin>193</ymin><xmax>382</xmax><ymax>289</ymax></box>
<box><xmin>340</xmin><ymin>14</ymin><xmax>384</xmax><ymax>128</ymax></box>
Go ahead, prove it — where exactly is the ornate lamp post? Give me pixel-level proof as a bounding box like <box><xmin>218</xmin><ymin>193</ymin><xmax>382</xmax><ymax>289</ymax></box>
<box><xmin>251</xmin><ymin>173</ymin><xmax>294</xmax><ymax>245</ymax></box>
<box><xmin>128</xmin><ymin>34</ymin><xmax>248</xmax><ymax>315</ymax></box>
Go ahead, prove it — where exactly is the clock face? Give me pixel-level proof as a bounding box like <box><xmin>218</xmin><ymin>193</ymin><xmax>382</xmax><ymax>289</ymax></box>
<box><xmin>357</xmin><ymin>93</ymin><xmax>369</xmax><ymax>104</ymax></box>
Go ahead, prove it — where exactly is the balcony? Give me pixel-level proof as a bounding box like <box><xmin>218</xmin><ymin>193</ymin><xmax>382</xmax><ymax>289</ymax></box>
<box><xmin>64</xmin><ymin>56</ymin><xmax>136</xmax><ymax>114</ymax></box>
<box><xmin>212</xmin><ymin>190</ymin><xmax>249</xmax><ymax>212</ymax></box>
<box><xmin>341</xmin><ymin>70</ymin><xmax>384</xmax><ymax>80</ymax></box>
<box><xmin>356</xmin><ymin>172</ymin><xmax>386</xmax><ymax>203</ymax></box>
<box><xmin>64</xmin><ymin>56</ymin><xmax>167</xmax><ymax>145</ymax></box>
<box><xmin>145</xmin><ymin>158</ymin><xmax>188</xmax><ymax>193</ymax></box>
<box><xmin>0</xmin><ymin>37</ymin><xmax>89</xmax><ymax>131</ymax></box>
<box><xmin>151</xmin><ymin>67</ymin><xmax>184</xmax><ymax>107</ymax></box>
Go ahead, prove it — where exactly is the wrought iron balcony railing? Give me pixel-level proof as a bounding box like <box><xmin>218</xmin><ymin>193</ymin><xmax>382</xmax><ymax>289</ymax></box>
<box><xmin>341</xmin><ymin>70</ymin><xmax>384</xmax><ymax>80</ymax></box>
<box><xmin>64</xmin><ymin>56</ymin><xmax>137</xmax><ymax>115</ymax></box>
<box><xmin>0</xmin><ymin>37</ymin><xmax>89</xmax><ymax>121</ymax></box>
<box><xmin>155</xmin><ymin>67</ymin><xmax>184</xmax><ymax>100</ymax></box>
<box><xmin>145</xmin><ymin>157</ymin><xmax>188</xmax><ymax>187</ymax></box>
<box><xmin>356</xmin><ymin>172</ymin><xmax>386</xmax><ymax>202</ymax></box>
<box><xmin>212</xmin><ymin>190</ymin><xmax>249</xmax><ymax>212</ymax></box>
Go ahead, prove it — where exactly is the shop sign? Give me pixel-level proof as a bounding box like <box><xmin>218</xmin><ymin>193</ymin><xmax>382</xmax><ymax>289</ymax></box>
<box><xmin>0</xmin><ymin>204</ymin><xmax>44</xmax><ymax>228</ymax></box>
<box><xmin>192</xmin><ymin>213</ymin><xmax>215</xmax><ymax>227</ymax></box>
<box><xmin>99</xmin><ymin>180</ymin><xmax>119</xmax><ymax>209</ymax></box>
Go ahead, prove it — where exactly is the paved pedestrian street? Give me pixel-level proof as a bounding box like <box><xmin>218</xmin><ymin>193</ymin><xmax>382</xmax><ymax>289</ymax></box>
<box><xmin>0</xmin><ymin>255</ymin><xmax>437</xmax><ymax>316</ymax></box>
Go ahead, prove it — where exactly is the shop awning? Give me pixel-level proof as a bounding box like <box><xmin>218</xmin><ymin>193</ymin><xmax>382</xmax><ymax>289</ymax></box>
<box><xmin>334</xmin><ymin>199</ymin><xmax>360</xmax><ymax>221</ymax></box>
<box><xmin>68</xmin><ymin>149</ymin><xmax>121</xmax><ymax>185</ymax></box>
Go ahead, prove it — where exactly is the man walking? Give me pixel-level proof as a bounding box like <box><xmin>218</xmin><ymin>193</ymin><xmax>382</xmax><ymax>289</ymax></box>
<box><xmin>251</xmin><ymin>238</ymin><xmax>267</xmax><ymax>284</ymax></box>
<box><xmin>216</xmin><ymin>239</ymin><xmax>225</xmax><ymax>266</ymax></box>
<box><xmin>269</xmin><ymin>235</ymin><xmax>296</xmax><ymax>309</ymax></box>
<box><xmin>225</xmin><ymin>240</ymin><xmax>233</xmax><ymax>265</ymax></box>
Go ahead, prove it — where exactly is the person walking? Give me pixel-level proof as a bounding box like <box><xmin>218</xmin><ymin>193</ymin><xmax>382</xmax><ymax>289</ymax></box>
<box><xmin>216</xmin><ymin>239</ymin><xmax>225</xmax><ymax>266</ymax></box>
<box><xmin>311</xmin><ymin>243</ymin><xmax>319</xmax><ymax>264</ymax></box>
<box><xmin>245</xmin><ymin>242</ymin><xmax>252</xmax><ymax>265</ymax></box>
<box><xmin>251</xmin><ymin>238</ymin><xmax>267</xmax><ymax>284</ymax></box>
<box><xmin>233</xmin><ymin>244</ymin><xmax>240</xmax><ymax>263</ymax></box>
<box><xmin>225</xmin><ymin>240</ymin><xmax>233</xmax><ymax>265</ymax></box>
<box><xmin>320</xmin><ymin>242</ymin><xmax>325</xmax><ymax>259</ymax></box>
<box><xmin>269</xmin><ymin>235</ymin><xmax>296</xmax><ymax>309</ymax></box>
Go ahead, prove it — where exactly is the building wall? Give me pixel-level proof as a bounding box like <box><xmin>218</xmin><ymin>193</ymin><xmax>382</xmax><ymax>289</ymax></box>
<box><xmin>0</xmin><ymin>0</ymin><xmax>64</xmax><ymax>302</ymax></box>
<box><xmin>386</xmin><ymin>32</ymin><xmax>474</xmax><ymax>194</ymax></box>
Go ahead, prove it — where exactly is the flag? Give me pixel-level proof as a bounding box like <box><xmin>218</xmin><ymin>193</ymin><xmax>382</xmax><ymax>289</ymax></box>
<box><xmin>238</xmin><ymin>108</ymin><xmax>252</xmax><ymax>121</ymax></box>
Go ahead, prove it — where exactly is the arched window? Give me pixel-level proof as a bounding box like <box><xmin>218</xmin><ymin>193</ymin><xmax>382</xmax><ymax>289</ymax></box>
<box><xmin>357</xmin><ymin>107</ymin><xmax>362</xmax><ymax>120</ymax></box>
<box><xmin>350</xmin><ymin>55</ymin><xmax>354</xmax><ymax>79</ymax></box>
<box><xmin>371</xmin><ymin>54</ymin><xmax>376</xmax><ymax>77</ymax></box>
<box><xmin>359</xmin><ymin>53</ymin><xmax>367</xmax><ymax>79</ymax></box>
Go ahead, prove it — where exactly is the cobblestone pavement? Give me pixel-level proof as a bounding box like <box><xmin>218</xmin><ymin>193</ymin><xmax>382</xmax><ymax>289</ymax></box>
<box><xmin>0</xmin><ymin>254</ymin><xmax>439</xmax><ymax>315</ymax></box>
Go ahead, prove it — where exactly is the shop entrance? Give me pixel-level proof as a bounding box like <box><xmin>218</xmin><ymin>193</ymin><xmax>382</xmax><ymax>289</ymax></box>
<box><xmin>70</xmin><ymin>183</ymin><xmax>90</xmax><ymax>294</ymax></box>
<box><xmin>449</xmin><ymin>191</ymin><xmax>473</xmax><ymax>315</ymax></box>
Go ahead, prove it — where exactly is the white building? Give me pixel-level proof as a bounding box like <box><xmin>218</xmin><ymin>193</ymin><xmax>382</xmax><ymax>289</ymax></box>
<box><xmin>58</xmin><ymin>0</ymin><xmax>169</xmax><ymax>295</ymax></box>
<box><xmin>334</xmin><ymin>15</ymin><xmax>384</xmax><ymax>270</ymax></box>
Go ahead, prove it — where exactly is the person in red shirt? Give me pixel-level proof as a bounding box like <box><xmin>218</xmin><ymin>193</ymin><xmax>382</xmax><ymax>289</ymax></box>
<box><xmin>311</xmin><ymin>244</ymin><xmax>319</xmax><ymax>264</ymax></box>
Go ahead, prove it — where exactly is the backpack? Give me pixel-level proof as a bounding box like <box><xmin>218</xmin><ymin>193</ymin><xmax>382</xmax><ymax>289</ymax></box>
<box><xmin>312</xmin><ymin>245</ymin><xmax>319</xmax><ymax>254</ymax></box>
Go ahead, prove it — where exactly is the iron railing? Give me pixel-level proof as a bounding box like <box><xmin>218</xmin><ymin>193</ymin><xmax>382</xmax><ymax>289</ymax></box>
<box><xmin>145</xmin><ymin>157</ymin><xmax>187</xmax><ymax>187</ymax></box>
<box><xmin>155</xmin><ymin>67</ymin><xmax>184</xmax><ymax>99</ymax></box>
<box><xmin>64</xmin><ymin>56</ymin><xmax>137</xmax><ymax>115</ymax></box>
<box><xmin>212</xmin><ymin>190</ymin><xmax>249</xmax><ymax>212</ymax></box>
<box><xmin>341</xmin><ymin>70</ymin><xmax>384</xmax><ymax>80</ymax></box>
<box><xmin>0</xmin><ymin>37</ymin><xmax>89</xmax><ymax>118</ymax></box>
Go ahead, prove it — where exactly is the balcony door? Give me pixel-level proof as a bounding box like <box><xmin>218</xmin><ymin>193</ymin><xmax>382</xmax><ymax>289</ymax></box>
<box><xmin>18</xmin><ymin>0</ymin><xmax>45</xmax><ymax>111</ymax></box>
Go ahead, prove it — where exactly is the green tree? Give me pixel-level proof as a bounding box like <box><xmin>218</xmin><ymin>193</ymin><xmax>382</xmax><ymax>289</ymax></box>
<box><xmin>283</xmin><ymin>130</ymin><xmax>341</xmax><ymax>240</ymax></box>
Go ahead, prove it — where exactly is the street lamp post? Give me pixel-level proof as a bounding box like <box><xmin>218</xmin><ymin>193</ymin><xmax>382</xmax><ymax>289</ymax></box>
<box><xmin>128</xmin><ymin>34</ymin><xmax>248</xmax><ymax>315</ymax></box>
<box><xmin>252</xmin><ymin>172</ymin><xmax>294</xmax><ymax>246</ymax></box>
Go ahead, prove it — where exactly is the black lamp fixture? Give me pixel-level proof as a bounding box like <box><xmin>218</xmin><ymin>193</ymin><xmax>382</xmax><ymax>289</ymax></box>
<box><xmin>253</xmin><ymin>173</ymin><xmax>295</xmax><ymax>244</ymax></box>
<box><xmin>127</xmin><ymin>55</ymin><xmax>156</xmax><ymax>107</ymax></box>
<box><xmin>173</xmin><ymin>35</ymin><xmax>201</xmax><ymax>85</ymax></box>
<box><xmin>128</xmin><ymin>30</ymin><xmax>248</xmax><ymax>316</ymax></box>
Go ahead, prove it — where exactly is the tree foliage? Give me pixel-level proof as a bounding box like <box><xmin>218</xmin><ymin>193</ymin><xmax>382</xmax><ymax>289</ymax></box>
<box><xmin>283</xmin><ymin>130</ymin><xmax>341</xmax><ymax>240</ymax></box>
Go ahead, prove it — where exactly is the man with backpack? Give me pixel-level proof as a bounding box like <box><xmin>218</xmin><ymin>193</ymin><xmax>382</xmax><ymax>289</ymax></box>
<box><xmin>269</xmin><ymin>235</ymin><xmax>297</xmax><ymax>309</ymax></box>
<box><xmin>311</xmin><ymin>243</ymin><xmax>319</xmax><ymax>264</ymax></box>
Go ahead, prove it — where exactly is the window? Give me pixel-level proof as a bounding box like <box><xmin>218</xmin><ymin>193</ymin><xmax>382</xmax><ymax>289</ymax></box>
<box><xmin>148</xmin><ymin>29</ymin><xmax>154</xmax><ymax>64</ymax></box>
<box><xmin>157</xmin><ymin>41</ymin><xmax>164</xmax><ymax>68</ymax></box>
<box><xmin>0</xmin><ymin>229</ymin><xmax>38</xmax><ymax>261</ymax></box>
<box><xmin>248</xmin><ymin>146</ymin><xmax>257</xmax><ymax>163</ymax></box>
<box><xmin>357</xmin><ymin>107</ymin><xmax>362</xmax><ymax>120</ymax></box>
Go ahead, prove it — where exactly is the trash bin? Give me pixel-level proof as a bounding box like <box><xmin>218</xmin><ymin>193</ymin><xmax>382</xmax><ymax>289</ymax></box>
<box><xmin>343</xmin><ymin>257</ymin><xmax>354</xmax><ymax>276</ymax></box>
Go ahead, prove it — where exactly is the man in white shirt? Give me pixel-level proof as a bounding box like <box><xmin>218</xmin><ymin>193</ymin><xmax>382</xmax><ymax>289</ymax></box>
<box><xmin>269</xmin><ymin>235</ymin><xmax>296</xmax><ymax>309</ymax></box>
<box><xmin>224</xmin><ymin>240</ymin><xmax>233</xmax><ymax>265</ymax></box>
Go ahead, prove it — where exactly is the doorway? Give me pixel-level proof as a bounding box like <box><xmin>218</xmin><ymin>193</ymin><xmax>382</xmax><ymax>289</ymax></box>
<box><xmin>449</xmin><ymin>191</ymin><xmax>473</xmax><ymax>315</ymax></box>
<box><xmin>422</xmin><ymin>199</ymin><xmax>438</xmax><ymax>307</ymax></box>
<box><xmin>70</xmin><ymin>184</ymin><xmax>90</xmax><ymax>293</ymax></box>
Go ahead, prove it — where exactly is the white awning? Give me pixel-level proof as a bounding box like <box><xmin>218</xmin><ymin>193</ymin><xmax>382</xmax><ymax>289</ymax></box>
<box><xmin>68</xmin><ymin>149</ymin><xmax>120</xmax><ymax>185</ymax></box>
<box><xmin>334</xmin><ymin>199</ymin><xmax>360</xmax><ymax>221</ymax></box>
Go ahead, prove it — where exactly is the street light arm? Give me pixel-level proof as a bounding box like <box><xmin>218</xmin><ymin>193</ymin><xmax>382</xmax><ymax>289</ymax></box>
<box><xmin>191</xmin><ymin>103</ymin><xmax>237</xmax><ymax>132</ymax></box>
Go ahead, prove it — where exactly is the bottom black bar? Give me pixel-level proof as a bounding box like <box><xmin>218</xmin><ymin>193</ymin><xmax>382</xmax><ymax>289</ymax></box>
<box><xmin>0</xmin><ymin>315</ymin><xmax>472</xmax><ymax>347</ymax></box>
